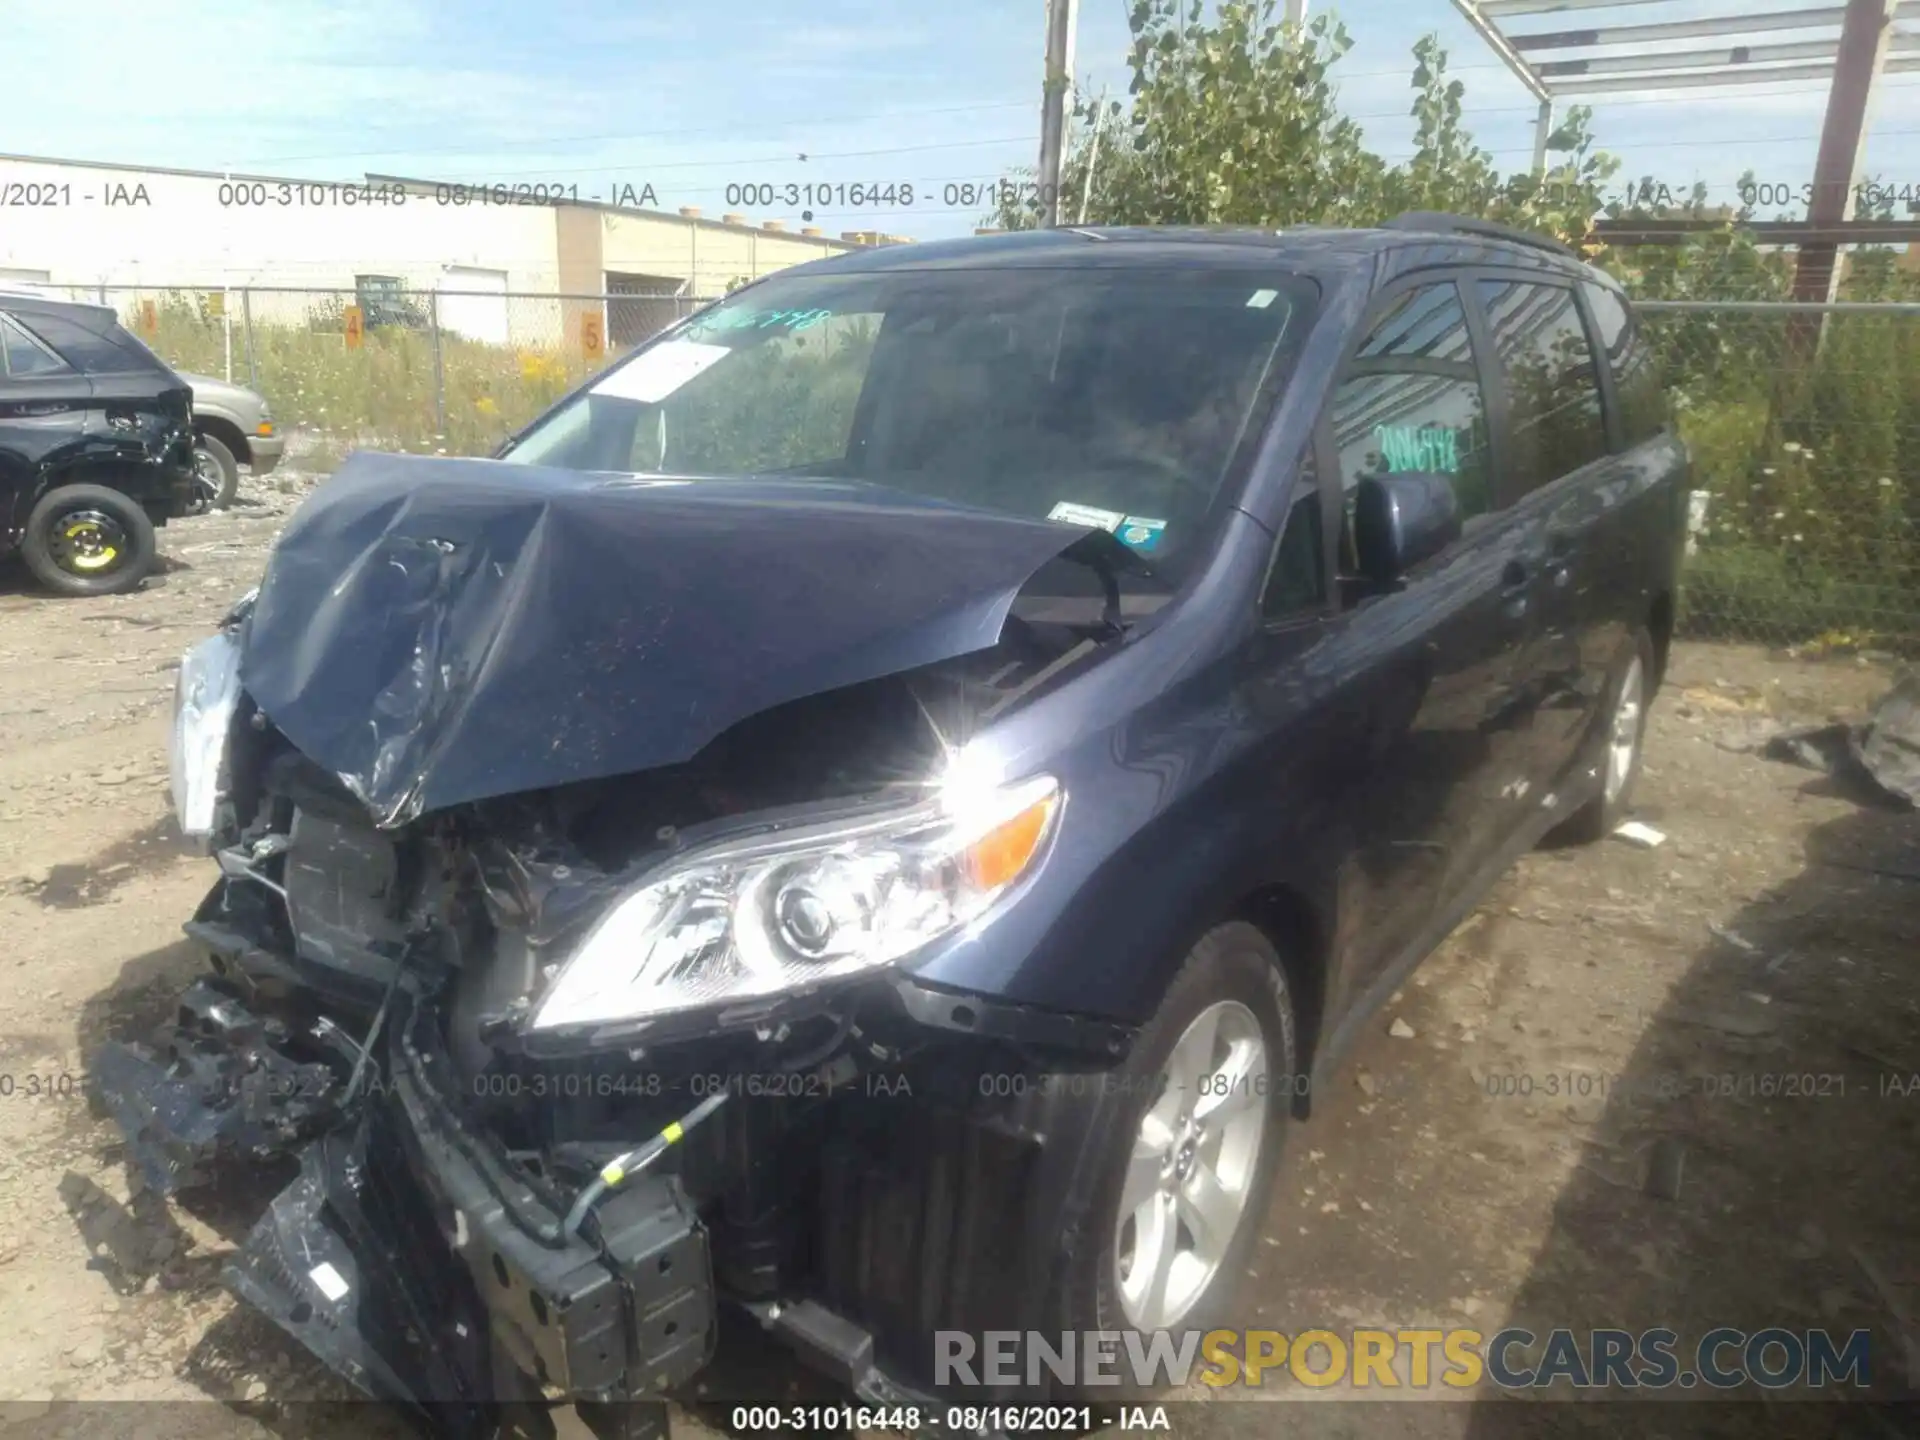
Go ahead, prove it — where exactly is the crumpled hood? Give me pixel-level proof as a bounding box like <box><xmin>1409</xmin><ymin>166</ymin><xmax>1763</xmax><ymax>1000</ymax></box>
<box><xmin>240</xmin><ymin>452</ymin><xmax>1106</xmax><ymax>826</ymax></box>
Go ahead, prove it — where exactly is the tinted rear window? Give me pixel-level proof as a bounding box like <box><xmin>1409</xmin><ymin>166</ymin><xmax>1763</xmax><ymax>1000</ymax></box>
<box><xmin>11</xmin><ymin>309</ymin><xmax>171</xmax><ymax>377</ymax></box>
<box><xmin>1</xmin><ymin>313</ymin><xmax>74</xmax><ymax>377</ymax></box>
<box><xmin>1582</xmin><ymin>283</ymin><xmax>1666</xmax><ymax>446</ymax></box>
<box><xmin>1477</xmin><ymin>279</ymin><xmax>1608</xmax><ymax>495</ymax></box>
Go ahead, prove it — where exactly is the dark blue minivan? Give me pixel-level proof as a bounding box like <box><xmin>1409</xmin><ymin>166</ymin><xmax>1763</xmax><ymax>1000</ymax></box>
<box><xmin>109</xmin><ymin>214</ymin><xmax>1685</xmax><ymax>1435</ymax></box>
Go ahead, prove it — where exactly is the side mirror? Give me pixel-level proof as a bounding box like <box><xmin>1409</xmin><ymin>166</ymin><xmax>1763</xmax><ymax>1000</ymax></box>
<box><xmin>1353</xmin><ymin>472</ymin><xmax>1462</xmax><ymax>587</ymax></box>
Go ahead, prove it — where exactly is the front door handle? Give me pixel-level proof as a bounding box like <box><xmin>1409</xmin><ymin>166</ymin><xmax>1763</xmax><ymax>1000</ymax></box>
<box><xmin>1499</xmin><ymin>558</ymin><xmax>1532</xmax><ymax>619</ymax></box>
<box><xmin>1543</xmin><ymin>532</ymin><xmax>1575</xmax><ymax>588</ymax></box>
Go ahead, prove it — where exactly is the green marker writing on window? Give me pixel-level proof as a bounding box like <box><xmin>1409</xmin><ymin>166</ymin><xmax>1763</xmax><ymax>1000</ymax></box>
<box><xmin>1374</xmin><ymin>424</ymin><xmax>1460</xmax><ymax>474</ymax></box>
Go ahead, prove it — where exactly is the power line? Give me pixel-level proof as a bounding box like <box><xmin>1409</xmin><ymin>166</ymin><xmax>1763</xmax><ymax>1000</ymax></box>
<box><xmin>215</xmin><ymin>50</ymin><xmax>1920</xmax><ymax>173</ymax></box>
<box><xmin>232</xmin><ymin>62</ymin><xmax>1541</xmax><ymax>169</ymax></box>
<box><xmin>233</xmin><ymin>100</ymin><xmax>1039</xmax><ymax>167</ymax></box>
<box><xmin>175</xmin><ymin>50</ymin><xmax>1920</xmax><ymax>187</ymax></box>
<box><xmin>414</xmin><ymin>135</ymin><xmax>1048</xmax><ymax>185</ymax></box>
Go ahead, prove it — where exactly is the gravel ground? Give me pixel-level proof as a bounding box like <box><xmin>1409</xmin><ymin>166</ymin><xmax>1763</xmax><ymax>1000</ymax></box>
<box><xmin>0</xmin><ymin>470</ymin><xmax>1916</xmax><ymax>1439</ymax></box>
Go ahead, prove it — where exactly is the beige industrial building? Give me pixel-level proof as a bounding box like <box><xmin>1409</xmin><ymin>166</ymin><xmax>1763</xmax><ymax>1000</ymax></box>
<box><xmin>0</xmin><ymin>153</ymin><xmax>909</xmax><ymax>345</ymax></box>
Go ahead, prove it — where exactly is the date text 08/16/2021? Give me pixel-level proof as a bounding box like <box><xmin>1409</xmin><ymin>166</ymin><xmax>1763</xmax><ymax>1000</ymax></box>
<box><xmin>727</xmin><ymin>1406</ymin><xmax>1164</xmax><ymax>1435</ymax></box>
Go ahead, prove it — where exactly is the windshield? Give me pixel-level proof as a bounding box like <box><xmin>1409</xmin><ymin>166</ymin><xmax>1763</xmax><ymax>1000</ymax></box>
<box><xmin>501</xmin><ymin>267</ymin><xmax>1312</xmax><ymax>577</ymax></box>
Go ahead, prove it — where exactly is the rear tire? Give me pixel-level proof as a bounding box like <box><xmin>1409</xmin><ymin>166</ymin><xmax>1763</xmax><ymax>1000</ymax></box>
<box><xmin>21</xmin><ymin>484</ymin><xmax>158</xmax><ymax>597</ymax></box>
<box><xmin>188</xmin><ymin>432</ymin><xmax>240</xmax><ymax>513</ymax></box>
<box><xmin>1550</xmin><ymin>626</ymin><xmax>1656</xmax><ymax>845</ymax></box>
<box><xmin>1052</xmin><ymin>922</ymin><xmax>1296</xmax><ymax>1390</ymax></box>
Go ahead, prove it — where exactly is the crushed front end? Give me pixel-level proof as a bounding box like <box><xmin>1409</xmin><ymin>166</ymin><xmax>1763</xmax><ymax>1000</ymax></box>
<box><xmin>97</xmin><ymin>459</ymin><xmax>1155</xmax><ymax>1437</ymax></box>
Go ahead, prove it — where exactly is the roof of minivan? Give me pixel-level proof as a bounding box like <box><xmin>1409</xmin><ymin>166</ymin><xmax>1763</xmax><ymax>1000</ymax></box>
<box><xmin>773</xmin><ymin>223</ymin><xmax>1595</xmax><ymax>285</ymax></box>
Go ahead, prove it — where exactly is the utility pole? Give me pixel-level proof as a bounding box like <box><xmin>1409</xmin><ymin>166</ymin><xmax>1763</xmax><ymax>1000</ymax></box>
<box><xmin>1038</xmin><ymin>0</ymin><xmax>1079</xmax><ymax>228</ymax></box>
<box><xmin>1531</xmin><ymin>98</ymin><xmax>1554</xmax><ymax>177</ymax></box>
<box><xmin>1285</xmin><ymin>0</ymin><xmax>1307</xmax><ymax>22</ymax></box>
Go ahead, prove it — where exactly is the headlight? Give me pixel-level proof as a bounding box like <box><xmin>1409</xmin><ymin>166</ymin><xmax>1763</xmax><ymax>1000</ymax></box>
<box><xmin>530</xmin><ymin>773</ymin><xmax>1062</xmax><ymax>1032</ymax></box>
<box><xmin>168</xmin><ymin>629</ymin><xmax>243</xmax><ymax>840</ymax></box>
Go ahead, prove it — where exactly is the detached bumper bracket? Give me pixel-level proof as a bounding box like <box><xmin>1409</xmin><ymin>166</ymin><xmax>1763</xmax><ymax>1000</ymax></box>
<box><xmin>90</xmin><ymin>978</ymin><xmax>351</xmax><ymax>1195</ymax></box>
<box><xmin>225</xmin><ymin>1114</ymin><xmax>498</xmax><ymax>1436</ymax></box>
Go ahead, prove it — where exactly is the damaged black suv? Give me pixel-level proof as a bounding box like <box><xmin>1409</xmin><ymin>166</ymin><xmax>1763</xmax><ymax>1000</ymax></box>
<box><xmin>100</xmin><ymin>215</ymin><xmax>1685</xmax><ymax>1437</ymax></box>
<box><xmin>0</xmin><ymin>291</ymin><xmax>196</xmax><ymax>595</ymax></box>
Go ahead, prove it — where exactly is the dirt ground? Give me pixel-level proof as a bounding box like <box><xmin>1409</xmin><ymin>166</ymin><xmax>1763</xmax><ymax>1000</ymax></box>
<box><xmin>0</xmin><ymin>471</ymin><xmax>1917</xmax><ymax>1440</ymax></box>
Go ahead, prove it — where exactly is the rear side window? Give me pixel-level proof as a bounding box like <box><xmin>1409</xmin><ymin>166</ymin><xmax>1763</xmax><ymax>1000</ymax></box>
<box><xmin>1328</xmin><ymin>281</ymin><xmax>1495</xmax><ymax>563</ymax></box>
<box><xmin>12</xmin><ymin>309</ymin><xmax>159</xmax><ymax>376</ymax></box>
<box><xmin>1</xmin><ymin>313</ymin><xmax>74</xmax><ymax>377</ymax></box>
<box><xmin>1581</xmin><ymin>283</ymin><xmax>1665</xmax><ymax>445</ymax></box>
<box><xmin>1476</xmin><ymin>280</ymin><xmax>1607</xmax><ymax>495</ymax></box>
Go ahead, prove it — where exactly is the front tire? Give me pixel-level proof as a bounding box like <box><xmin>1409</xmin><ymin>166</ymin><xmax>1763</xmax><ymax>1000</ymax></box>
<box><xmin>1055</xmin><ymin>922</ymin><xmax>1296</xmax><ymax>1371</ymax></box>
<box><xmin>21</xmin><ymin>484</ymin><xmax>158</xmax><ymax>597</ymax></box>
<box><xmin>188</xmin><ymin>432</ymin><xmax>240</xmax><ymax>513</ymax></box>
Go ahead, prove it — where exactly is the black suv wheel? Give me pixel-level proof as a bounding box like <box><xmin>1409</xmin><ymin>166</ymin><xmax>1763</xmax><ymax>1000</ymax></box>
<box><xmin>21</xmin><ymin>484</ymin><xmax>158</xmax><ymax>596</ymax></box>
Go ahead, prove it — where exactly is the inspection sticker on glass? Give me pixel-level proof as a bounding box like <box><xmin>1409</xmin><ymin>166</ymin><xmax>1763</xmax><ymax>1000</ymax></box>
<box><xmin>590</xmin><ymin>340</ymin><xmax>731</xmax><ymax>404</ymax></box>
<box><xmin>1117</xmin><ymin>516</ymin><xmax>1168</xmax><ymax>552</ymax></box>
<box><xmin>1246</xmin><ymin>288</ymin><xmax>1279</xmax><ymax>309</ymax></box>
<box><xmin>1048</xmin><ymin>501</ymin><xmax>1126</xmax><ymax>531</ymax></box>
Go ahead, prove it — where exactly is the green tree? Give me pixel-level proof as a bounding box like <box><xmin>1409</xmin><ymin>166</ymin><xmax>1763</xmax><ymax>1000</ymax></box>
<box><xmin>971</xmin><ymin>0</ymin><xmax>1919</xmax><ymax>646</ymax></box>
<box><xmin>989</xmin><ymin>2</ymin><xmax>1617</xmax><ymax>247</ymax></box>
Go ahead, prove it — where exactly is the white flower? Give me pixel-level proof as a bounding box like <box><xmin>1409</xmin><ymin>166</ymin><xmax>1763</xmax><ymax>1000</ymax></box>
<box><xmin>1773</xmin><ymin>510</ymin><xmax>1786</xmax><ymax>519</ymax></box>
<box><xmin>1783</xmin><ymin>441</ymin><xmax>1802</xmax><ymax>453</ymax></box>
<box><xmin>1763</xmin><ymin>467</ymin><xmax>1777</xmax><ymax>476</ymax></box>
<box><xmin>1879</xmin><ymin>477</ymin><xmax>1894</xmax><ymax>487</ymax></box>
<box><xmin>1792</xmin><ymin>533</ymin><xmax>1804</xmax><ymax>542</ymax></box>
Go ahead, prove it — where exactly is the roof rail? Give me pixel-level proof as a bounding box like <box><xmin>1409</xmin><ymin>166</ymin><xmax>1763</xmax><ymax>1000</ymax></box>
<box><xmin>1381</xmin><ymin>211</ymin><xmax>1577</xmax><ymax>260</ymax></box>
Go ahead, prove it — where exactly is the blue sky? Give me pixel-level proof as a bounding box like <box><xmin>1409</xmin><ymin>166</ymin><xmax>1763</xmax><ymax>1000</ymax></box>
<box><xmin>4</xmin><ymin>0</ymin><xmax>1916</xmax><ymax>240</ymax></box>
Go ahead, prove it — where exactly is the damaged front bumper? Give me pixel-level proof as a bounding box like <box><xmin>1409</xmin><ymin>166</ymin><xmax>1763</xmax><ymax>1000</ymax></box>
<box><xmin>92</xmin><ymin>953</ymin><xmax>1079</xmax><ymax>1439</ymax></box>
<box><xmin>98</xmin><ymin>979</ymin><xmax>718</xmax><ymax>1440</ymax></box>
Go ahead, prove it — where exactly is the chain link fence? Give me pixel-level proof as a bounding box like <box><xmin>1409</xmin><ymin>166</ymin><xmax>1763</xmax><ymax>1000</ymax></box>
<box><xmin>60</xmin><ymin>284</ymin><xmax>713</xmax><ymax>461</ymax></box>
<box><xmin>40</xmin><ymin>284</ymin><xmax>1920</xmax><ymax>654</ymax></box>
<box><xmin>1640</xmin><ymin>300</ymin><xmax>1920</xmax><ymax>655</ymax></box>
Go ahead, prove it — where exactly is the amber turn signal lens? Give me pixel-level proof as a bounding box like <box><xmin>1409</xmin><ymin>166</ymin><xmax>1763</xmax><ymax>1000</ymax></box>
<box><xmin>963</xmin><ymin>793</ymin><xmax>1057</xmax><ymax>892</ymax></box>
<box><xmin>256</xmin><ymin>421</ymin><xmax>275</xmax><ymax>435</ymax></box>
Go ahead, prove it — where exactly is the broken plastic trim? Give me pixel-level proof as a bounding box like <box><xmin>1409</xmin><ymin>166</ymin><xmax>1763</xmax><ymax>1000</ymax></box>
<box><xmin>90</xmin><ymin>978</ymin><xmax>360</xmax><ymax>1194</ymax></box>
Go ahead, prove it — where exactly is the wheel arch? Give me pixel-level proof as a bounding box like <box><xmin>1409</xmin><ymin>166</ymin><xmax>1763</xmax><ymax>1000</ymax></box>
<box><xmin>194</xmin><ymin>413</ymin><xmax>251</xmax><ymax>465</ymax></box>
<box><xmin>1226</xmin><ymin>881</ymin><xmax>1328</xmax><ymax>1119</ymax></box>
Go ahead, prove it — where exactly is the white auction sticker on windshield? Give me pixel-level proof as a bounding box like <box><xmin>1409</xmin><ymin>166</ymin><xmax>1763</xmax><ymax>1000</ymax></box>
<box><xmin>590</xmin><ymin>340</ymin><xmax>731</xmax><ymax>403</ymax></box>
<box><xmin>1048</xmin><ymin>501</ymin><xmax>1126</xmax><ymax>531</ymax></box>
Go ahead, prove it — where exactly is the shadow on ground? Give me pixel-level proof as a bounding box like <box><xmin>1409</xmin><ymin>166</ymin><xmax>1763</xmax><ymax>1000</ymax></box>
<box><xmin>1455</xmin><ymin>782</ymin><xmax>1920</xmax><ymax>1439</ymax></box>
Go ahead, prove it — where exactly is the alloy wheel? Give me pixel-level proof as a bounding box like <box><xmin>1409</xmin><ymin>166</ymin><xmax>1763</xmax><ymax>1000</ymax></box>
<box><xmin>1113</xmin><ymin>999</ymin><xmax>1269</xmax><ymax>1330</ymax></box>
<box><xmin>1604</xmin><ymin>655</ymin><xmax>1645</xmax><ymax>805</ymax></box>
